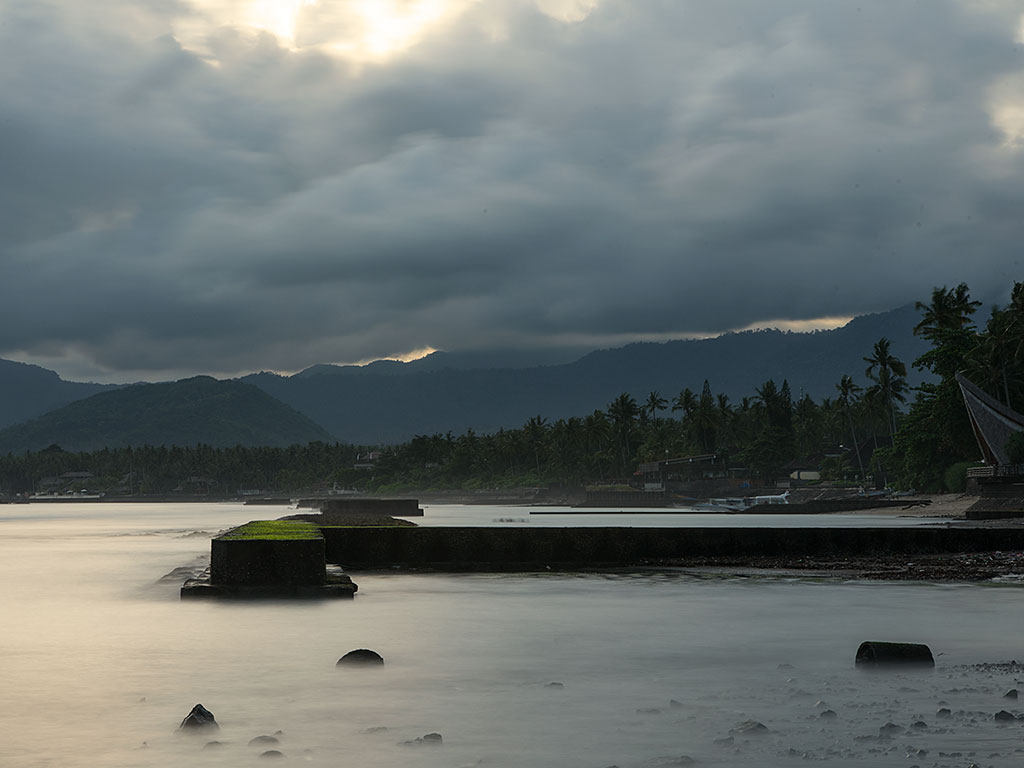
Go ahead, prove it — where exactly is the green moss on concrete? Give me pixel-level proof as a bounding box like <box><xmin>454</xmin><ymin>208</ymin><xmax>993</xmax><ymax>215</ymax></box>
<box><xmin>218</xmin><ymin>520</ymin><xmax>321</xmax><ymax>541</ymax></box>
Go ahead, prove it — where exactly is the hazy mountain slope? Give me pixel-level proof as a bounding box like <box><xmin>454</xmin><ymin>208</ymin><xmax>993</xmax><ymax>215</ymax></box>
<box><xmin>0</xmin><ymin>376</ymin><xmax>334</xmax><ymax>453</ymax></box>
<box><xmin>0</xmin><ymin>358</ymin><xmax>116</xmax><ymax>429</ymax></box>
<box><xmin>245</xmin><ymin>305</ymin><xmax>932</xmax><ymax>444</ymax></box>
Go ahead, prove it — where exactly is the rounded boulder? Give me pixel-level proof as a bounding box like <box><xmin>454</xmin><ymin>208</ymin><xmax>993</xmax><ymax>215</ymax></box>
<box><xmin>337</xmin><ymin>649</ymin><xmax>384</xmax><ymax>666</ymax></box>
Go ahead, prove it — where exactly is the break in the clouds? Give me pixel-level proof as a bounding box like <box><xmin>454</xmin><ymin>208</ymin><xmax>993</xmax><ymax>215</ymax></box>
<box><xmin>1</xmin><ymin>0</ymin><xmax>1022</xmax><ymax>381</ymax></box>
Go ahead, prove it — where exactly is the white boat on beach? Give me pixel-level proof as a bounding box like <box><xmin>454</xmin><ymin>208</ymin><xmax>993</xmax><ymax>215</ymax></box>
<box><xmin>693</xmin><ymin>491</ymin><xmax>790</xmax><ymax>512</ymax></box>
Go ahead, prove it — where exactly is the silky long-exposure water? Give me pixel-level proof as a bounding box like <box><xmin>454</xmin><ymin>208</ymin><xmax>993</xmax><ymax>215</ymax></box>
<box><xmin>2</xmin><ymin>503</ymin><xmax>1023</xmax><ymax>767</ymax></box>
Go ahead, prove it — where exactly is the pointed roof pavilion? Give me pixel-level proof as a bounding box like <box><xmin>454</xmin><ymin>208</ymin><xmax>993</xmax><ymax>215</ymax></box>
<box><xmin>956</xmin><ymin>373</ymin><xmax>1024</xmax><ymax>466</ymax></box>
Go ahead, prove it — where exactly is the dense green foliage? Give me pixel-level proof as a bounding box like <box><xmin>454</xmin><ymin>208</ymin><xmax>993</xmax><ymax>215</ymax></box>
<box><xmin>883</xmin><ymin>282</ymin><xmax>1024</xmax><ymax>490</ymax></box>
<box><xmin>0</xmin><ymin>283</ymin><xmax>1015</xmax><ymax>496</ymax></box>
<box><xmin>0</xmin><ymin>442</ymin><xmax>360</xmax><ymax>495</ymax></box>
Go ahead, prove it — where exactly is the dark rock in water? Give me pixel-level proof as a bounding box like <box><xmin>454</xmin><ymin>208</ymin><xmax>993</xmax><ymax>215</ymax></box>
<box><xmin>1005</xmin><ymin>689</ymin><xmax>1019</xmax><ymax>699</ymax></box>
<box><xmin>994</xmin><ymin>710</ymin><xmax>1016</xmax><ymax>722</ymax></box>
<box><xmin>636</xmin><ymin>708</ymin><xmax>662</xmax><ymax>715</ymax></box>
<box><xmin>202</xmin><ymin>741</ymin><xmax>224</xmax><ymax>750</ymax></box>
<box><xmin>362</xmin><ymin>726</ymin><xmax>389</xmax><ymax>734</ymax></box>
<box><xmin>179</xmin><ymin>704</ymin><xmax>218</xmax><ymax>730</ymax></box>
<box><xmin>713</xmin><ymin>736</ymin><xmax>734</xmax><ymax>746</ymax></box>
<box><xmin>401</xmin><ymin>732</ymin><xmax>443</xmax><ymax>746</ymax></box>
<box><xmin>669</xmin><ymin>699</ymin><xmax>683</xmax><ymax>709</ymax></box>
<box><xmin>878</xmin><ymin>722</ymin><xmax>903</xmax><ymax>735</ymax></box>
<box><xmin>730</xmin><ymin>720</ymin><xmax>769</xmax><ymax>735</ymax></box>
<box><xmin>259</xmin><ymin>749</ymin><xmax>285</xmax><ymax>759</ymax></box>
<box><xmin>545</xmin><ymin>681</ymin><xmax>565</xmax><ymax>689</ymax></box>
<box><xmin>820</xmin><ymin>709</ymin><xmax>838</xmax><ymax>719</ymax></box>
<box><xmin>936</xmin><ymin>708</ymin><xmax>952</xmax><ymax>719</ymax></box>
<box><xmin>337</xmin><ymin>649</ymin><xmax>384</xmax><ymax>666</ymax></box>
<box><xmin>250</xmin><ymin>735</ymin><xmax>280</xmax><ymax>746</ymax></box>
<box><xmin>910</xmin><ymin>720</ymin><xmax>928</xmax><ymax>730</ymax></box>
<box><xmin>855</xmin><ymin>641</ymin><xmax>934</xmax><ymax>668</ymax></box>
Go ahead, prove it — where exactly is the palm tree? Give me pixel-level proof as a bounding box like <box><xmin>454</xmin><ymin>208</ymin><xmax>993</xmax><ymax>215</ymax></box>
<box><xmin>523</xmin><ymin>416</ymin><xmax>549</xmax><ymax>476</ymax></box>
<box><xmin>644</xmin><ymin>391</ymin><xmax>668</xmax><ymax>421</ymax></box>
<box><xmin>607</xmin><ymin>393</ymin><xmax>640</xmax><ymax>474</ymax></box>
<box><xmin>913</xmin><ymin>283</ymin><xmax>982</xmax><ymax>339</ymax></box>
<box><xmin>671</xmin><ymin>388</ymin><xmax>696</xmax><ymax>419</ymax></box>
<box><xmin>692</xmin><ymin>380</ymin><xmax>718</xmax><ymax>453</ymax></box>
<box><xmin>864</xmin><ymin>337</ymin><xmax>908</xmax><ymax>436</ymax></box>
<box><xmin>835</xmin><ymin>374</ymin><xmax>866</xmax><ymax>483</ymax></box>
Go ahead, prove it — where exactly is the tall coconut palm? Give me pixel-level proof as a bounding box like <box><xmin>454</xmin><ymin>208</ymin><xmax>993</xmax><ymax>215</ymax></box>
<box><xmin>864</xmin><ymin>337</ymin><xmax>908</xmax><ymax>436</ymax></box>
<box><xmin>607</xmin><ymin>393</ymin><xmax>640</xmax><ymax>473</ymax></box>
<box><xmin>692</xmin><ymin>380</ymin><xmax>718</xmax><ymax>453</ymax></box>
<box><xmin>523</xmin><ymin>415</ymin><xmax>548</xmax><ymax>476</ymax></box>
<box><xmin>835</xmin><ymin>374</ymin><xmax>866</xmax><ymax>483</ymax></box>
<box><xmin>644</xmin><ymin>391</ymin><xmax>668</xmax><ymax>421</ymax></box>
<box><xmin>913</xmin><ymin>283</ymin><xmax>982</xmax><ymax>339</ymax></box>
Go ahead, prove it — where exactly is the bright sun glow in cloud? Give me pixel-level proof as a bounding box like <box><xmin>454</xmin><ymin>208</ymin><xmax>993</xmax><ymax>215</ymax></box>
<box><xmin>242</xmin><ymin>0</ymin><xmax>317</xmax><ymax>42</ymax></box>
<box><xmin>180</xmin><ymin>0</ymin><xmax>477</xmax><ymax>60</ymax></box>
<box><xmin>342</xmin><ymin>0</ymin><xmax>461</xmax><ymax>57</ymax></box>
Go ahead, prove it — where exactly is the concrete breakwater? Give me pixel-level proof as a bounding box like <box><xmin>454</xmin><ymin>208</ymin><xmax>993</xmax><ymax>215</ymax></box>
<box><xmin>319</xmin><ymin>525</ymin><xmax>1024</xmax><ymax>570</ymax></box>
<box><xmin>181</xmin><ymin>521</ymin><xmax>357</xmax><ymax>598</ymax></box>
<box><xmin>298</xmin><ymin>498</ymin><xmax>424</xmax><ymax>516</ymax></box>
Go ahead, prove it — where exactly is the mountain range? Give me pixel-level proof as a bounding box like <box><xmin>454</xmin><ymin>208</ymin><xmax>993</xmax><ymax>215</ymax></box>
<box><xmin>0</xmin><ymin>305</ymin><xmax>932</xmax><ymax>449</ymax></box>
<box><xmin>0</xmin><ymin>376</ymin><xmax>332</xmax><ymax>453</ymax></box>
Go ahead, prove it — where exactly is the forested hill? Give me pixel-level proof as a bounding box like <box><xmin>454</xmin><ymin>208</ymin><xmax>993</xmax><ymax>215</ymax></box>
<box><xmin>245</xmin><ymin>305</ymin><xmax>931</xmax><ymax>444</ymax></box>
<box><xmin>0</xmin><ymin>376</ymin><xmax>334</xmax><ymax>453</ymax></box>
<box><xmin>0</xmin><ymin>358</ymin><xmax>116</xmax><ymax>430</ymax></box>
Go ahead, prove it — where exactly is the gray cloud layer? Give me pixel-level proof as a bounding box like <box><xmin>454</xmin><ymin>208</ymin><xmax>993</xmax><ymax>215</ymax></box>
<box><xmin>1</xmin><ymin>0</ymin><xmax>1022</xmax><ymax>381</ymax></box>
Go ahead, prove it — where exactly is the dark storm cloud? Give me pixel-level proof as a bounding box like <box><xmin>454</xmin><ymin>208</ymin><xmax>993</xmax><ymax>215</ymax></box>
<box><xmin>1</xmin><ymin>0</ymin><xmax>1022</xmax><ymax>380</ymax></box>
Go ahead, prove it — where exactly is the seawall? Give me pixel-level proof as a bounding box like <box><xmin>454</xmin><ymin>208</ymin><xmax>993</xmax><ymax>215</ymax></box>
<box><xmin>320</xmin><ymin>525</ymin><xmax>1024</xmax><ymax>570</ymax></box>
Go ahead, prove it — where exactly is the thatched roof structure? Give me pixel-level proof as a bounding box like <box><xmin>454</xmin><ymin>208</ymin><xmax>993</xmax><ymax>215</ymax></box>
<box><xmin>956</xmin><ymin>373</ymin><xmax>1024</xmax><ymax>465</ymax></box>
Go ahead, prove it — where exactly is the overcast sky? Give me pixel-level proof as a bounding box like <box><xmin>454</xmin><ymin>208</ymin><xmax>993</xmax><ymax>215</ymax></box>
<box><xmin>2</xmin><ymin>0</ymin><xmax>1022</xmax><ymax>382</ymax></box>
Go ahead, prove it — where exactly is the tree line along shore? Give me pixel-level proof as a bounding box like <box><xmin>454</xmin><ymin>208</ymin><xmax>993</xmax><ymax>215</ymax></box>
<box><xmin>0</xmin><ymin>281</ymin><xmax>1019</xmax><ymax>500</ymax></box>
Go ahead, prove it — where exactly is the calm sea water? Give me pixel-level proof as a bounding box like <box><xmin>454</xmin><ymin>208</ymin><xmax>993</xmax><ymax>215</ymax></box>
<box><xmin>2</xmin><ymin>502</ymin><xmax>1023</xmax><ymax>768</ymax></box>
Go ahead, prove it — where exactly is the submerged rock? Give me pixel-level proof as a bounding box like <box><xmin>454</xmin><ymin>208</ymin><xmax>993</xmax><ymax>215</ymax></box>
<box><xmin>1005</xmin><ymin>689</ymin><xmax>1019</xmax><ymax>699</ymax></box>
<box><xmin>402</xmin><ymin>732</ymin><xmax>443</xmax><ymax>746</ymax></box>
<box><xmin>178</xmin><ymin>704</ymin><xmax>218</xmax><ymax>731</ymax></box>
<box><xmin>545</xmin><ymin>681</ymin><xmax>565</xmax><ymax>689</ymax></box>
<box><xmin>337</xmin><ymin>649</ymin><xmax>384</xmax><ymax>666</ymax></box>
<box><xmin>730</xmin><ymin>720</ymin><xmax>769</xmax><ymax>735</ymax></box>
<box><xmin>250</xmin><ymin>735</ymin><xmax>280</xmax><ymax>746</ymax></box>
<box><xmin>994</xmin><ymin>710</ymin><xmax>1016</xmax><ymax>722</ymax></box>
<box><xmin>259</xmin><ymin>749</ymin><xmax>285</xmax><ymax>759</ymax></box>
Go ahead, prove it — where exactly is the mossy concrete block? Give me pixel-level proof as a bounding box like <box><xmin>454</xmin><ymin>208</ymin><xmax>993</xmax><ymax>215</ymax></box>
<box><xmin>211</xmin><ymin>521</ymin><xmax>325</xmax><ymax>586</ymax></box>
